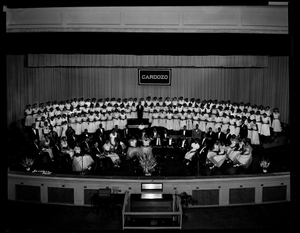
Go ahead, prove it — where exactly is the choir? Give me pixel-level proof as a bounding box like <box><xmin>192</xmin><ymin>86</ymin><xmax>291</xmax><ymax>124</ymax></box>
<box><xmin>23</xmin><ymin>96</ymin><xmax>282</xmax><ymax>145</ymax></box>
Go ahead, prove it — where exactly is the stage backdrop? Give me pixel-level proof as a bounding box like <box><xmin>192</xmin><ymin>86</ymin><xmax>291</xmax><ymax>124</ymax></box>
<box><xmin>6</xmin><ymin>54</ymin><xmax>289</xmax><ymax>126</ymax></box>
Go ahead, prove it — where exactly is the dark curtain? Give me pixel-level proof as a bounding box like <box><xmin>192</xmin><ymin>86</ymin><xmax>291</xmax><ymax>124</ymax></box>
<box><xmin>6</xmin><ymin>55</ymin><xmax>289</xmax><ymax>126</ymax></box>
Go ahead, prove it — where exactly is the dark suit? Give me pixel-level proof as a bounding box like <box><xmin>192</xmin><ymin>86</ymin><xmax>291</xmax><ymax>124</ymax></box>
<box><xmin>28</xmin><ymin>142</ymin><xmax>41</xmax><ymax>159</ymax></box>
<box><xmin>191</xmin><ymin>128</ymin><xmax>202</xmax><ymax>139</ymax></box>
<box><xmin>198</xmin><ymin>145</ymin><xmax>209</xmax><ymax>163</ymax></box>
<box><xmin>81</xmin><ymin>140</ymin><xmax>92</xmax><ymax>154</ymax></box>
<box><xmin>200</xmin><ymin>136</ymin><xmax>208</xmax><ymax>148</ymax></box>
<box><xmin>28</xmin><ymin>127</ymin><xmax>39</xmax><ymax>142</ymax></box>
<box><xmin>206</xmin><ymin>131</ymin><xmax>216</xmax><ymax>147</ymax></box>
<box><xmin>240</xmin><ymin>123</ymin><xmax>248</xmax><ymax>139</ymax></box>
<box><xmin>216</xmin><ymin>131</ymin><xmax>225</xmax><ymax>143</ymax></box>
<box><xmin>136</xmin><ymin>104</ymin><xmax>144</xmax><ymax>122</ymax></box>
<box><xmin>177</xmin><ymin>137</ymin><xmax>190</xmax><ymax>150</ymax></box>
<box><xmin>164</xmin><ymin>137</ymin><xmax>176</xmax><ymax>159</ymax></box>
<box><xmin>224</xmin><ymin>133</ymin><xmax>232</xmax><ymax>146</ymax></box>
<box><xmin>161</xmin><ymin>133</ymin><xmax>169</xmax><ymax>146</ymax></box>
<box><xmin>150</xmin><ymin>130</ymin><xmax>159</xmax><ymax>140</ymax></box>
<box><xmin>152</xmin><ymin>137</ymin><xmax>163</xmax><ymax>147</ymax></box>
<box><xmin>96</xmin><ymin>148</ymin><xmax>111</xmax><ymax>172</ymax></box>
<box><xmin>48</xmin><ymin>130</ymin><xmax>58</xmax><ymax>146</ymax></box>
<box><xmin>65</xmin><ymin>127</ymin><xmax>75</xmax><ymax>140</ymax></box>
<box><xmin>152</xmin><ymin>137</ymin><xmax>163</xmax><ymax>156</ymax></box>
<box><xmin>93</xmin><ymin>134</ymin><xmax>104</xmax><ymax>149</ymax></box>
<box><xmin>179</xmin><ymin>129</ymin><xmax>192</xmax><ymax>138</ymax></box>
<box><xmin>53</xmin><ymin>142</ymin><xmax>72</xmax><ymax>172</ymax></box>
<box><xmin>67</xmin><ymin>134</ymin><xmax>77</xmax><ymax>149</ymax></box>
<box><xmin>165</xmin><ymin>137</ymin><xmax>176</xmax><ymax>147</ymax></box>
<box><xmin>95</xmin><ymin>127</ymin><xmax>105</xmax><ymax>137</ymax></box>
<box><xmin>91</xmin><ymin>146</ymin><xmax>102</xmax><ymax>158</ymax></box>
<box><xmin>206</xmin><ymin>131</ymin><xmax>216</xmax><ymax>140</ymax></box>
<box><xmin>121</xmin><ymin>128</ymin><xmax>130</xmax><ymax>142</ymax></box>
<box><xmin>52</xmin><ymin>143</ymin><xmax>62</xmax><ymax>159</ymax></box>
<box><xmin>80</xmin><ymin>132</ymin><xmax>90</xmax><ymax>142</ymax></box>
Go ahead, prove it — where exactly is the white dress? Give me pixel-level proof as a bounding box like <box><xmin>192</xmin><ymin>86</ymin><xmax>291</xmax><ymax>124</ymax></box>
<box><xmin>172</xmin><ymin>114</ymin><xmax>181</xmax><ymax>131</ymax></box>
<box><xmin>158</xmin><ymin>112</ymin><xmax>167</xmax><ymax>128</ymax></box>
<box><xmin>206</xmin><ymin>116</ymin><xmax>215</xmax><ymax>132</ymax></box>
<box><xmin>112</xmin><ymin>112</ymin><xmax>120</xmax><ymax>129</ymax></box>
<box><xmin>207</xmin><ymin>144</ymin><xmax>227</xmax><ymax>167</ymax></box>
<box><xmin>199</xmin><ymin>114</ymin><xmax>206</xmax><ymax>132</ymax></box>
<box><xmin>186</xmin><ymin>113</ymin><xmax>193</xmax><ymax>131</ymax></box>
<box><xmin>180</xmin><ymin>113</ymin><xmax>187</xmax><ymax>129</ymax></box>
<box><xmin>192</xmin><ymin>114</ymin><xmax>200</xmax><ymax>129</ymax></box>
<box><xmin>214</xmin><ymin>116</ymin><xmax>222</xmax><ymax>132</ymax></box>
<box><xmin>75</xmin><ymin>116</ymin><xmax>82</xmax><ymax>136</ymax></box>
<box><xmin>24</xmin><ymin>108</ymin><xmax>34</xmax><ymax>126</ymax></box>
<box><xmin>81</xmin><ymin>116</ymin><xmax>89</xmax><ymax>133</ymax></box>
<box><xmin>235</xmin><ymin>146</ymin><xmax>252</xmax><ymax>168</ymax></box>
<box><xmin>72</xmin><ymin>154</ymin><xmax>94</xmax><ymax>172</ymax></box>
<box><xmin>229</xmin><ymin>118</ymin><xmax>236</xmax><ymax>136</ymax></box>
<box><xmin>255</xmin><ymin>115</ymin><xmax>262</xmax><ymax>134</ymax></box>
<box><xmin>235</xmin><ymin>119</ymin><xmax>241</xmax><ymax>136</ymax></box>
<box><xmin>272</xmin><ymin>112</ymin><xmax>282</xmax><ymax>132</ymax></box>
<box><xmin>151</xmin><ymin>113</ymin><xmax>159</xmax><ymax>128</ymax></box>
<box><xmin>166</xmin><ymin>113</ymin><xmax>174</xmax><ymax>130</ymax></box>
<box><xmin>126</xmin><ymin>139</ymin><xmax>142</xmax><ymax>160</ymax></box>
<box><xmin>261</xmin><ymin>117</ymin><xmax>271</xmax><ymax>136</ymax></box>
<box><xmin>87</xmin><ymin>115</ymin><xmax>96</xmax><ymax>133</ymax></box>
<box><xmin>251</xmin><ymin>124</ymin><xmax>260</xmax><ymax>145</ymax></box>
<box><xmin>119</xmin><ymin>113</ymin><xmax>127</xmax><ymax>130</ymax></box>
<box><xmin>106</xmin><ymin>114</ymin><xmax>114</xmax><ymax>131</ymax></box>
<box><xmin>221</xmin><ymin>116</ymin><xmax>230</xmax><ymax>133</ymax></box>
<box><xmin>184</xmin><ymin>142</ymin><xmax>200</xmax><ymax>160</ymax></box>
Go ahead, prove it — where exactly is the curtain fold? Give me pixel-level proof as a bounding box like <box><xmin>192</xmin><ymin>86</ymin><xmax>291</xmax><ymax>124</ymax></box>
<box><xmin>27</xmin><ymin>54</ymin><xmax>268</xmax><ymax>68</ymax></box>
<box><xmin>7</xmin><ymin>55</ymin><xmax>289</xmax><ymax>126</ymax></box>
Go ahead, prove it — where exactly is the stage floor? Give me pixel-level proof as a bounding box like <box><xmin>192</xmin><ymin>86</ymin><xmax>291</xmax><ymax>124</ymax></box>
<box><xmin>5</xmin><ymin>200</ymin><xmax>293</xmax><ymax>230</ymax></box>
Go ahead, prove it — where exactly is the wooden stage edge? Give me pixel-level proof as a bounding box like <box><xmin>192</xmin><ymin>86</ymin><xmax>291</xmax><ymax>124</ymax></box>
<box><xmin>7</xmin><ymin>171</ymin><xmax>290</xmax><ymax>207</ymax></box>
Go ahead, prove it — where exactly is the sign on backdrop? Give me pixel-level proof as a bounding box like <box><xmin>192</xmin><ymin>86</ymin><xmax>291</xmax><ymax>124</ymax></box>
<box><xmin>138</xmin><ymin>69</ymin><xmax>171</xmax><ymax>86</ymax></box>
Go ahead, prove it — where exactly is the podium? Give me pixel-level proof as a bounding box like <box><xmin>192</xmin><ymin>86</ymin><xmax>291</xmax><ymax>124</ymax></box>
<box><xmin>122</xmin><ymin>184</ymin><xmax>182</xmax><ymax>229</ymax></box>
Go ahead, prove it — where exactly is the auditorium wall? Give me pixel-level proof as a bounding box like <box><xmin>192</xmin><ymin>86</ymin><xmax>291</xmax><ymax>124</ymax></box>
<box><xmin>6</xmin><ymin>55</ymin><xmax>289</xmax><ymax>126</ymax></box>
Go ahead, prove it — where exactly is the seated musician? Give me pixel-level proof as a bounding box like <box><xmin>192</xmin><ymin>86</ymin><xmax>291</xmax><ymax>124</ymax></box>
<box><xmin>151</xmin><ymin>133</ymin><xmax>162</xmax><ymax>157</ymax></box>
<box><xmin>234</xmin><ymin>139</ymin><xmax>253</xmax><ymax>168</ymax></box>
<box><xmin>141</xmin><ymin>134</ymin><xmax>154</xmax><ymax>160</ymax></box>
<box><xmin>91</xmin><ymin>140</ymin><xmax>109</xmax><ymax>172</ymax></box>
<box><xmin>164</xmin><ymin>134</ymin><xmax>176</xmax><ymax>159</ymax></box>
<box><xmin>102</xmin><ymin>138</ymin><xmax>121</xmax><ymax>168</ymax></box>
<box><xmin>60</xmin><ymin>136</ymin><xmax>74</xmax><ymax>160</ymax></box>
<box><xmin>72</xmin><ymin>141</ymin><xmax>94</xmax><ymax>172</ymax></box>
<box><xmin>178</xmin><ymin>135</ymin><xmax>189</xmax><ymax>151</ymax></box>
<box><xmin>227</xmin><ymin>137</ymin><xmax>244</xmax><ymax>163</ymax></box>
<box><xmin>184</xmin><ymin>138</ymin><xmax>200</xmax><ymax>165</ymax></box>
<box><xmin>206</xmin><ymin>140</ymin><xmax>227</xmax><ymax>168</ymax></box>
<box><xmin>126</xmin><ymin>135</ymin><xmax>142</xmax><ymax>160</ymax></box>
<box><xmin>226</xmin><ymin>134</ymin><xmax>239</xmax><ymax>161</ymax></box>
